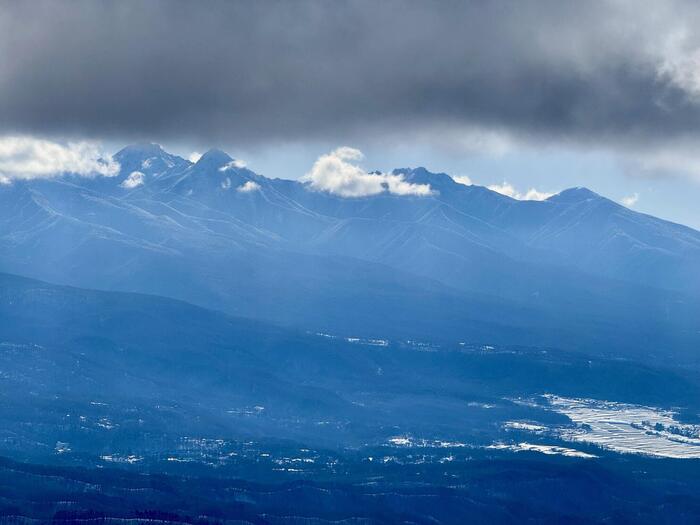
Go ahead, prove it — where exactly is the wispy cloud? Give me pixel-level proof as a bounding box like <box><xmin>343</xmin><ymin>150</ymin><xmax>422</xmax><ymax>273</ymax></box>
<box><xmin>220</xmin><ymin>159</ymin><xmax>248</xmax><ymax>172</ymax></box>
<box><xmin>452</xmin><ymin>175</ymin><xmax>473</xmax><ymax>186</ymax></box>
<box><xmin>621</xmin><ymin>192</ymin><xmax>640</xmax><ymax>207</ymax></box>
<box><xmin>487</xmin><ymin>181</ymin><xmax>553</xmax><ymax>201</ymax></box>
<box><xmin>0</xmin><ymin>136</ymin><xmax>119</xmax><ymax>184</ymax></box>
<box><xmin>237</xmin><ymin>180</ymin><xmax>260</xmax><ymax>193</ymax></box>
<box><xmin>302</xmin><ymin>147</ymin><xmax>434</xmax><ymax>198</ymax></box>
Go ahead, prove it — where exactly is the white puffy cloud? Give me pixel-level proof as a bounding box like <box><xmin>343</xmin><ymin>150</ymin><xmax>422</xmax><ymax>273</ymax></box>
<box><xmin>302</xmin><ymin>147</ymin><xmax>434</xmax><ymax>198</ymax></box>
<box><xmin>237</xmin><ymin>180</ymin><xmax>261</xmax><ymax>193</ymax></box>
<box><xmin>452</xmin><ymin>175</ymin><xmax>473</xmax><ymax>186</ymax></box>
<box><xmin>120</xmin><ymin>171</ymin><xmax>145</xmax><ymax>189</ymax></box>
<box><xmin>383</xmin><ymin>175</ymin><xmax>434</xmax><ymax>196</ymax></box>
<box><xmin>621</xmin><ymin>192</ymin><xmax>640</xmax><ymax>207</ymax></box>
<box><xmin>0</xmin><ymin>136</ymin><xmax>119</xmax><ymax>184</ymax></box>
<box><xmin>221</xmin><ymin>177</ymin><xmax>232</xmax><ymax>190</ymax></box>
<box><xmin>521</xmin><ymin>188</ymin><xmax>554</xmax><ymax>201</ymax></box>
<box><xmin>487</xmin><ymin>181</ymin><xmax>553</xmax><ymax>201</ymax></box>
<box><xmin>487</xmin><ymin>182</ymin><xmax>518</xmax><ymax>198</ymax></box>
<box><xmin>188</xmin><ymin>151</ymin><xmax>202</xmax><ymax>163</ymax></box>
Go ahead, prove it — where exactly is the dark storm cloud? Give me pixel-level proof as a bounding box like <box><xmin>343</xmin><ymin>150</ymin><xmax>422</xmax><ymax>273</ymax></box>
<box><xmin>0</xmin><ymin>0</ymin><xmax>699</xmax><ymax>147</ymax></box>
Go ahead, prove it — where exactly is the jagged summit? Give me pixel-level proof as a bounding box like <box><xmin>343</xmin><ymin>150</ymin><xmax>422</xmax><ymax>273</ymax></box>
<box><xmin>194</xmin><ymin>148</ymin><xmax>234</xmax><ymax>169</ymax></box>
<box><xmin>394</xmin><ymin>166</ymin><xmax>448</xmax><ymax>179</ymax></box>
<box><xmin>393</xmin><ymin>166</ymin><xmax>461</xmax><ymax>191</ymax></box>
<box><xmin>161</xmin><ymin>147</ymin><xmax>260</xmax><ymax>198</ymax></box>
<box><xmin>113</xmin><ymin>142</ymin><xmax>187</xmax><ymax>179</ymax></box>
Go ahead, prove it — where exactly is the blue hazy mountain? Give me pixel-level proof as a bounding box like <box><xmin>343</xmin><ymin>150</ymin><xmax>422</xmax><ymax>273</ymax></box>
<box><xmin>1</xmin><ymin>144</ymin><xmax>699</xmax><ymax>362</ymax></box>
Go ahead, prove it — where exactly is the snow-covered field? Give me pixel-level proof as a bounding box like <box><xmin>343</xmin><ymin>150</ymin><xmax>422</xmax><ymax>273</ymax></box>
<box><xmin>543</xmin><ymin>395</ymin><xmax>700</xmax><ymax>459</ymax></box>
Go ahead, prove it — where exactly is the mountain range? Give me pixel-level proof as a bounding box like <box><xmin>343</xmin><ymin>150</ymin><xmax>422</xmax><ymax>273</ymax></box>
<box><xmin>1</xmin><ymin>143</ymin><xmax>699</xmax><ymax>363</ymax></box>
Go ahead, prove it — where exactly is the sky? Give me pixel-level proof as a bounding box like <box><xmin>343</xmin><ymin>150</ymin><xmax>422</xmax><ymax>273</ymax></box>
<box><xmin>1</xmin><ymin>0</ymin><xmax>700</xmax><ymax>228</ymax></box>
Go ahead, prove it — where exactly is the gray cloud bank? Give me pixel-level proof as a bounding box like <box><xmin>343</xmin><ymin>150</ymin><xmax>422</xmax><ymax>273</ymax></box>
<box><xmin>1</xmin><ymin>0</ymin><xmax>700</xmax><ymax>152</ymax></box>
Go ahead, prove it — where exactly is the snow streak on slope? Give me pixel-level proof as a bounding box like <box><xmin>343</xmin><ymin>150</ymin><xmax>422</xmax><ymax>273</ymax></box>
<box><xmin>487</xmin><ymin>442</ymin><xmax>597</xmax><ymax>458</ymax></box>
